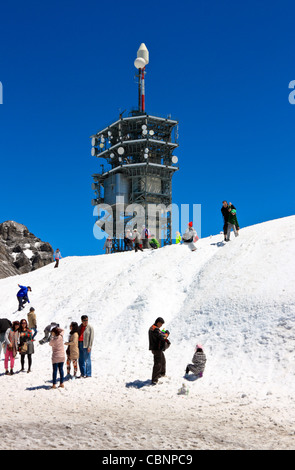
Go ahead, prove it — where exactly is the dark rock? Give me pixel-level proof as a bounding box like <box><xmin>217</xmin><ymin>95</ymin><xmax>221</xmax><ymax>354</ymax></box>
<box><xmin>0</xmin><ymin>221</ymin><xmax>54</xmax><ymax>279</ymax></box>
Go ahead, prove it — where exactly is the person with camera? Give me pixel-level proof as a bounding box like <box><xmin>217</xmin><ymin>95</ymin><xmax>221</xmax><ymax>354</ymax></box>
<box><xmin>148</xmin><ymin>317</ymin><xmax>170</xmax><ymax>385</ymax></box>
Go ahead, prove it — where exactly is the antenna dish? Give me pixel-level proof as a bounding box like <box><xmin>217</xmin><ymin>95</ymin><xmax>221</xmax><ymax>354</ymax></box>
<box><xmin>172</xmin><ymin>155</ymin><xmax>178</xmax><ymax>164</ymax></box>
<box><xmin>118</xmin><ymin>147</ymin><xmax>125</xmax><ymax>155</ymax></box>
<box><xmin>149</xmin><ymin>130</ymin><xmax>154</xmax><ymax>135</ymax></box>
<box><xmin>91</xmin><ymin>137</ymin><xmax>97</xmax><ymax>146</ymax></box>
<box><xmin>134</xmin><ymin>57</ymin><xmax>146</xmax><ymax>69</ymax></box>
<box><xmin>91</xmin><ymin>148</ymin><xmax>97</xmax><ymax>156</ymax></box>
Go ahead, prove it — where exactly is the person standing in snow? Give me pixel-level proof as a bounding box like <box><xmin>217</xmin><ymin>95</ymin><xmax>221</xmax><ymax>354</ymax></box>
<box><xmin>65</xmin><ymin>322</ymin><xmax>79</xmax><ymax>379</ymax></box>
<box><xmin>27</xmin><ymin>307</ymin><xmax>37</xmax><ymax>340</ymax></box>
<box><xmin>182</xmin><ymin>222</ymin><xmax>199</xmax><ymax>251</ymax></box>
<box><xmin>16</xmin><ymin>285</ymin><xmax>32</xmax><ymax>311</ymax></box>
<box><xmin>3</xmin><ymin>321</ymin><xmax>20</xmax><ymax>375</ymax></box>
<box><xmin>132</xmin><ymin>229</ymin><xmax>143</xmax><ymax>253</ymax></box>
<box><xmin>19</xmin><ymin>319</ymin><xmax>34</xmax><ymax>373</ymax></box>
<box><xmin>185</xmin><ymin>344</ymin><xmax>207</xmax><ymax>378</ymax></box>
<box><xmin>0</xmin><ymin>319</ymin><xmax>12</xmax><ymax>358</ymax></box>
<box><xmin>221</xmin><ymin>201</ymin><xmax>239</xmax><ymax>241</ymax></box>
<box><xmin>175</xmin><ymin>231</ymin><xmax>182</xmax><ymax>244</ymax></box>
<box><xmin>141</xmin><ymin>225</ymin><xmax>151</xmax><ymax>249</ymax></box>
<box><xmin>103</xmin><ymin>236</ymin><xmax>112</xmax><ymax>254</ymax></box>
<box><xmin>54</xmin><ymin>249</ymin><xmax>62</xmax><ymax>268</ymax></box>
<box><xmin>148</xmin><ymin>317</ymin><xmax>170</xmax><ymax>385</ymax></box>
<box><xmin>49</xmin><ymin>327</ymin><xmax>65</xmax><ymax>389</ymax></box>
<box><xmin>124</xmin><ymin>229</ymin><xmax>133</xmax><ymax>251</ymax></box>
<box><xmin>226</xmin><ymin>206</ymin><xmax>239</xmax><ymax>241</ymax></box>
<box><xmin>78</xmin><ymin>316</ymin><xmax>94</xmax><ymax>378</ymax></box>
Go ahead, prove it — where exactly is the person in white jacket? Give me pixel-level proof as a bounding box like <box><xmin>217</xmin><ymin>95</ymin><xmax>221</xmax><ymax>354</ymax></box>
<box><xmin>182</xmin><ymin>222</ymin><xmax>199</xmax><ymax>251</ymax></box>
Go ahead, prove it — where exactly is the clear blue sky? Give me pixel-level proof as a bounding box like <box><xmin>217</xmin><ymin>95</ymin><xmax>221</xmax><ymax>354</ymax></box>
<box><xmin>0</xmin><ymin>0</ymin><xmax>294</xmax><ymax>256</ymax></box>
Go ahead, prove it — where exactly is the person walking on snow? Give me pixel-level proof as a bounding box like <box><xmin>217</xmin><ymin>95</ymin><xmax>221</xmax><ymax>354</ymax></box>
<box><xmin>148</xmin><ymin>317</ymin><xmax>170</xmax><ymax>385</ymax></box>
<box><xmin>54</xmin><ymin>249</ymin><xmax>62</xmax><ymax>268</ymax></box>
<box><xmin>16</xmin><ymin>285</ymin><xmax>32</xmax><ymax>311</ymax></box>
<box><xmin>185</xmin><ymin>344</ymin><xmax>207</xmax><ymax>377</ymax></box>
<box><xmin>182</xmin><ymin>222</ymin><xmax>199</xmax><ymax>251</ymax></box>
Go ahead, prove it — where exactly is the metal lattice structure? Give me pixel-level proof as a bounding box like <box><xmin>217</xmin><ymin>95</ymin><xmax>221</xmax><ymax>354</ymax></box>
<box><xmin>91</xmin><ymin>46</ymin><xmax>179</xmax><ymax>252</ymax></box>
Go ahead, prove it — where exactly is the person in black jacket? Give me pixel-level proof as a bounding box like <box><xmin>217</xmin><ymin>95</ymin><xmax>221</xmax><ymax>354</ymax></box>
<box><xmin>148</xmin><ymin>317</ymin><xmax>170</xmax><ymax>385</ymax></box>
<box><xmin>221</xmin><ymin>201</ymin><xmax>237</xmax><ymax>241</ymax></box>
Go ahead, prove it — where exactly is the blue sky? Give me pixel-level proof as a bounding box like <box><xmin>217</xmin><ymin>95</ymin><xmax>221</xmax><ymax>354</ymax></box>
<box><xmin>0</xmin><ymin>0</ymin><xmax>294</xmax><ymax>256</ymax></box>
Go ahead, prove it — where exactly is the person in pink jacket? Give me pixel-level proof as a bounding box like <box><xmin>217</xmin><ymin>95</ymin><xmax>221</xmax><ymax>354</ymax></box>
<box><xmin>49</xmin><ymin>327</ymin><xmax>65</xmax><ymax>389</ymax></box>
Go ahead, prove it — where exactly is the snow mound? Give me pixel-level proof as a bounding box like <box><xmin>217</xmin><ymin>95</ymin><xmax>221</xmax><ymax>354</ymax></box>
<box><xmin>0</xmin><ymin>215</ymin><xmax>295</xmax><ymax>450</ymax></box>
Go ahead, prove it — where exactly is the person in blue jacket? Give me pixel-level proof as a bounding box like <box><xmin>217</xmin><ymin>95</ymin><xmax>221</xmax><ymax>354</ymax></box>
<box><xmin>16</xmin><ymin>284</ymin><xmax>32</xmax><ymax>311</ymax></box>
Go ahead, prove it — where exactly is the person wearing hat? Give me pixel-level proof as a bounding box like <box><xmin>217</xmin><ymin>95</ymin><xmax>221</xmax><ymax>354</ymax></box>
<box><xmin>148</xmin><ymin>317</ymin><xmax>170</xmax><ymax>385</ymax></box>
<box><xmin>27</xmin><ymin>307</ymin><xmax>37</xmax><ymax>340</ymax></box>
<box><xmin>185</xmin><ymin>344</ymin><xmax>207</xmax><ymax>378</ymax></box>
<box><xmin>226</xmin><ymin>205</ymin><xmax>239</xmax><ymax>241</ymax></box>
<box><xmin>16</xmin><ymin>284</ymin><xmax>32</xmax><ymax>311</ymax></box>
<box><xmin>182</xmin><ymin>222</ymin><xmax>199</xmax><ymax>251</ymax></box>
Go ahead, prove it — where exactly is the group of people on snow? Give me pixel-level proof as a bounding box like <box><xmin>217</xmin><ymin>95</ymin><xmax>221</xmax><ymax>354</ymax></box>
<box><xmin>1</xmin><ymin>305</ymin><xmax>94</xmax><ymax>388</ymax></box>
<box><xmin>103</xmin><ymin>226</ymin><xmax>160</xmax><ymax>254</ymax></box>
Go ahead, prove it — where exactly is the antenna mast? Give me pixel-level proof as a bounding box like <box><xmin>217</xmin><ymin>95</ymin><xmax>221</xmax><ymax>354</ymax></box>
<box><xmin>134</xmin><ymin>43</ymin><xmax>149</xmax><ymax>113</ymax></box>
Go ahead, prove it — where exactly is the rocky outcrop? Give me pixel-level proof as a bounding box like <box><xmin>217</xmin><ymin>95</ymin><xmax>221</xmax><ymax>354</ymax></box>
<box><xmin>0</xmin><ymin>221</ymin><xmax>54</xmax><ymax>279</ymax></box>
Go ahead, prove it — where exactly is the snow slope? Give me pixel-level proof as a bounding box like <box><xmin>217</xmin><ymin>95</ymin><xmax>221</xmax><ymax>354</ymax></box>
<box><xmin>0</xmin><ymin>216</ymin><xmax>295</xmax><ymax>450</ymax></box>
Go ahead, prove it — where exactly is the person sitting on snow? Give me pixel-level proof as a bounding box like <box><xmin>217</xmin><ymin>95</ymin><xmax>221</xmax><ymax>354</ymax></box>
<box><xmin>182</xmin><ymin>222</ymin><xmax>199</xmax><ymax>251</ymax></box>
<box><xmin>149</xmin><ymin>235</ymin><xmax>160</xmax><ymax>249</ymax></box>
<box><xmin>185</xmin><ymin>344</ymin><xmax>207</xmax><ymax>377</ymax></box>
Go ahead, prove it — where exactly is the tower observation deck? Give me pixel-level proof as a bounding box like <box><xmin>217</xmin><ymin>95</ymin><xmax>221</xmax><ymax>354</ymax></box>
<box><xmin>91</xmin><ymin>44</ymin><xmax>179</xmax><ymax>252</ymax></box>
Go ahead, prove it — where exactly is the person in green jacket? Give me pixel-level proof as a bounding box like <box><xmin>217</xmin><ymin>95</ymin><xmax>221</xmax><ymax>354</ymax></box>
<box><xmin>226</xmin><ymin>207</ymin><xmax>239</xmax><ymax>241</ymax></box>
<box><xmin>149</xmin><ymin>235</ymin><xmax>160</xmax><ymax>249</ymax></box>
<box><xmin>175</xmin><ymin>231</ymin><xmax>182</xmax><ymax>244</ymax></box>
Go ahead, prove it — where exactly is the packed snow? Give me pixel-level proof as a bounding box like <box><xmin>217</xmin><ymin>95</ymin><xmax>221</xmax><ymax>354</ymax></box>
<box><xmin>0</xmin><ymin>216</ymin><xmax>295</xmax><ymax>450</ymax></box>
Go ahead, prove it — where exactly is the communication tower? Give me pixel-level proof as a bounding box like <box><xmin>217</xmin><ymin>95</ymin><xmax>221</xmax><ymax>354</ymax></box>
<box><xmin>91</xmin><ymin>44</ymin><xmax>179</xmax><ymax>252</ymax></box>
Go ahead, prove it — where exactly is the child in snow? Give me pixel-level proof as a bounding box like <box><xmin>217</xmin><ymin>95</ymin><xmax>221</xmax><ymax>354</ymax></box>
<box><xmin>175</xmin><ymin>231</ymin><xmax>182</xmax><ymax>244</ymax></box>
<box><xmin>226</xmin><ymin>207</ymin><xmax>239</xmax><ymax>241</ymax></box>
<box><xmin>182</xmin><ymin>222</ymin><xmax>199</xmax><ymax>251</ymax></box>
<box><xmin>185</xmin><ymin>344</ymin><xmax>207</xmax><ymax>378</ymax></box>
